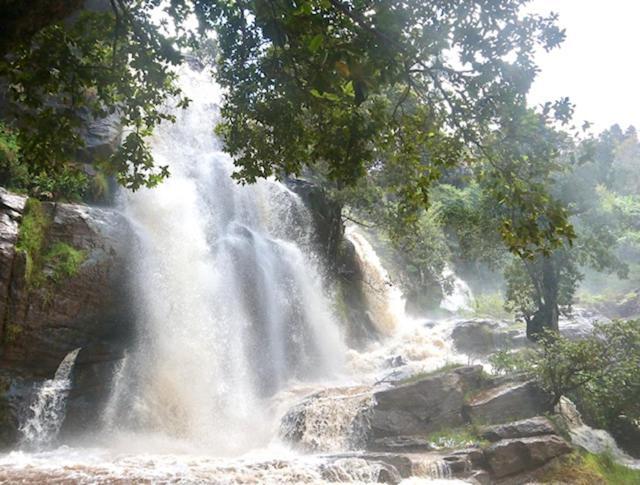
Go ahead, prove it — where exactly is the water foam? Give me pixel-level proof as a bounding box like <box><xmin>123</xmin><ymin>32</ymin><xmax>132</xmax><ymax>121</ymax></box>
<box><xmin>19</xmin><ymin>348</ymin><xmax>81</xmax><ymax>449</ymax></box>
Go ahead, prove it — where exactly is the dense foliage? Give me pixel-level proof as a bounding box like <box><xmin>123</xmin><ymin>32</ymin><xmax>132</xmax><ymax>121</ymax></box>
<box><xmin>2</xmin><ymin>1</ymin><xmax>639</xmax><ymax>336</ymax></box>
<box><xmin>0</xmin><ymin>0</ymin><xmax>577</xmax><ymax>255</ymax></box>
<box><xmin>490</xmin><ymin>320</ymin><xmax>640</xmax><ymax>435</ymax></box>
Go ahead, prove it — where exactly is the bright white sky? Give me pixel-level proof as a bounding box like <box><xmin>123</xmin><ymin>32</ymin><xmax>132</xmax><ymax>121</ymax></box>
<box><xmin>527</xmin><ymin>0</ymin><xmax>640</xmax><ymax>132</ymax></box>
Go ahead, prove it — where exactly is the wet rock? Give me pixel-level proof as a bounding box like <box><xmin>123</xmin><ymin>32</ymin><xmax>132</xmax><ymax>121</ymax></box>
<box><xmin>61</xmin><ymin>341</ymin><xmax>126</xmax><ymax>435</ymax></box>
<box><xmin>451</xmin><ymin>319</ymin><xmax>527</xmax><ymax>356</ymax></box>
<box><xmin>479</xmin><ymin>416</ymin><xmax>556</xmax><ymax>442</ymax></box>
<box><xmin>468</xmin><ymin>469</ymin><xmax>491</xmax><ymax>485</ymax></box>
<box><xmin>360</xmin><ymin>453</ymin><xmax>413</xmax><ymax>478</ymax></box>
<box><xmin>445</xmin><ymin>447</ymin><xmax>487</xmax><ymax>469</ymax></box>
<box><xmin>280</xmin><ymin>386</ymin><xmax>374</xmax><ymax>452</ymax></box>
<box><xmin>1</xmin><ymin>199</ymin><xmax>134</xmax><ymax>377</ymax></box>
<box><xmin>464</xmin><ymin>381</ymin><xmax>552</xmax><ymax>425</ymax></box>
<box><xmin>376</xmin><ymin>465</ymin><xmax>402</xmax><ymax>484</ymax></box>
<box><xmin>322</xmin><ymin>453</ymin><xmax>413</xmax><ymax>481</ymax></box>
<box><xmin>0</xmin><ymin>369</ymin><xmax>33</xmax><ymax>449</ymax></box>
<box><xmin>369</xmin><ymin>366</ymin><xmax>485</xmax><ymax>441</ymax></box>
<box><xmin>75</xmin><ymin>107</ymin><xmax>122</xmax><ymax>165</ymax></box>
<box><xmin>0</xmin><ymin>189</ymin><xmax>26</xmax><ymax>332</ymax></box>
<box><xmin>484</xmin><ymin>435</ymin><xmax>571</xmax><ymax>478</ymax></box>
<box><xmin>285</xmin><ymin>178</ymin><xmax>343</xmax><ymax>262</ymax></box>
<box><xmin>579</xmin><ymin>292</ymin><xmax>640</xmax><ymax>321</ymax></box>
<box><xmin>370</xmin><ymin>435</ymin><xmax>433</xmax><ymax>453</ymax></box>
<box><xmin>285</xmin><ymin>179</ymin><xmax>378</xmax><ymax>346</ymax></box>
<box><xmin>384</xmin><ymin>355</ymin><xmax>407</xmax><ymax>368</ymax></box>
<box><xmin>558</xmin><ymin>307</ymin><xmax>609</xmax><ymax>340</ymax></box>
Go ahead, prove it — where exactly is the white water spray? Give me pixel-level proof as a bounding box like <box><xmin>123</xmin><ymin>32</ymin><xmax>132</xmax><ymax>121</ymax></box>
<box><xmin>107</xmin><ymin>67</ymin><xmax>347</xmax><ymax>454</ymax></box>
<box><xmin>19</xmin><ymin>348</ymin><xmax>81</xmax><ymax>448</ymax></box>
<box><xmin>344</xmin><ymin>226</ymin><xmax>405</xmax><ymax>336</ymax></box>
<box><xmin>439</xmin><ymin>266</ymin><xmax>473</xmax><ymax>313</ymax></box>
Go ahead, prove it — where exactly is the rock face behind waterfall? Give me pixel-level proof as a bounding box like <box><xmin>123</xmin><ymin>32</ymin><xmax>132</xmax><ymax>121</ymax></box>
<box><xmin>0</xmin><ymin>188</ymin><xmax>132</xmax><ymax>447</ymax></box>
<box><xmin>285</xmin><ymin>178</ymin><xmax>378</xmax><ymax>345</ymax></box>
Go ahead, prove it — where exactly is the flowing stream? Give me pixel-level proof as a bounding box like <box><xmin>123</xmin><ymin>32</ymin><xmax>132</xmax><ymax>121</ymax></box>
<box><xmin>0</xmin><ymin>67</ymin><xmax>475</xmax><ymax>483</ymax></box>
<box><xmin>19</xmin><ymin>348</ymin><xmax>81</xmax><ymax>449</ymax></box>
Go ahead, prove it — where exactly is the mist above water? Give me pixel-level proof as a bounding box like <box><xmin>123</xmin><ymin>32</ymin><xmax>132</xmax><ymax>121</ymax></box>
<box><xmin>106</xmin><ymin>67</ymin><xmax>348</xmax><ymax>454</ymax></box>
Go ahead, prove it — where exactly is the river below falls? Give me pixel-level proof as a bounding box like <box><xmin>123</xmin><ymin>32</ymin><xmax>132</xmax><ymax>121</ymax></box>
<box><xmin>0</xmin><ymin>446</ymin><xmax>471</xmax><ymax>484</ymax></box>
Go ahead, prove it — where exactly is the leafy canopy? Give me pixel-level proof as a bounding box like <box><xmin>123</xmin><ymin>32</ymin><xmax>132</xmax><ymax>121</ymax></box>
<box><xmin>1</xmin><ymin>0</ymin><xmax>577</xmax><ymax>257</ymax></box>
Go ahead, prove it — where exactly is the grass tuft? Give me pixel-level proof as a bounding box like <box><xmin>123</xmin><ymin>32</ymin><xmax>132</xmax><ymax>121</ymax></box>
<box><xmin>542</xmin><ymin>451</ymin><xmax>640</xmax><ymax>484</ymax></box>
<box><xmin>16</xmin><ymin>198</ymin><xmax>49</xmax><ymax>287</ymax></box>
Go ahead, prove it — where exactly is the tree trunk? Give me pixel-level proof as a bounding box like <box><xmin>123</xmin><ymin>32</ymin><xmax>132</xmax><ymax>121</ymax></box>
<box><xmin>526</xmin><ymin>256</ymin><xmax>559</xmax><ymax>341</ymax></box>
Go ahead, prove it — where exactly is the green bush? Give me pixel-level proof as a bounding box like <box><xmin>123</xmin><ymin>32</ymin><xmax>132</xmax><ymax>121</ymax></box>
<box><xmin>426</xmin><ymin>426</ymin><xmax>488</xmax><ymax>449</ymax></box>
<box><xmin>469</xmin><ymin>292</ymin><xmax>514</xmax><ymax>319</ymax></box>
<box><xmin>489</xmin><ymin>320</ymin><xmax>640</xmax><ymax>439</ymax></box>
<box><xmin>0</xmin><ymin>122</ymin><xmax>88</xmax><ymax>201</ymax></box>
<box><xmin>16</xmin><ymin>198</ymin><xmax>86</xmax><ymax>288</ymax></box>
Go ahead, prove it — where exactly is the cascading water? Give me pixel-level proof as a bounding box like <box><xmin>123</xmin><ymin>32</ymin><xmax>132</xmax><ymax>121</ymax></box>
<box><xmin>0</xmin><ymin>66</ymin><xmax>473</xmax><ymax>483</ymax></box>
<box><xmin>344</xmin><ymin>228</ymin><xmax>466</xmax><ymax>381</ymax></box>
<box><xmin>557</xmin><ymin>397</ymin><xmax>640</xmax><ymax>469</ymax></box>
<box><xmin>19</xmin><ymin>348</ymin><xmax>81</xmax><ymax>449</ymax></box>
<box><xmin>439</xmin><ymin>266</ymin><xmax>473</xmax><ymax>314</ymax></box>
<box><xmin>105</xmin><ymin>67</ymin><xmax>347</xmax><ymax>454</ymax></box>
<box><xmin>344</xmin><ymin>226</ymin><xmax>404</xmax><ymax>336</ymax></box>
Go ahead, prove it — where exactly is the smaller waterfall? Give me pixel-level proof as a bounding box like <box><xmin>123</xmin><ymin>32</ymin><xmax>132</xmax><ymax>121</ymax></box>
<box><xmin>19</xmin><ymin>348</ymin><xmax>81</xmax><ymax>448</ymax></box>
<box><xmin>345</xmin><ymin>226</ymin><xmax>404</xmax><ymax>335</ymax></box>
<box><xmin>439</xmin><ymin>266</ymin><xmax>473</xmax><ymax>313</ymax></box>
<box><xmin>557</xmin><ymin>397</ymin><xmax>640</xmax><ymax>469</ymax></box>
<box><xmin>280</xmin><ymin>387</ymin><xmax>374</xmax><ymax>452</ymax></box>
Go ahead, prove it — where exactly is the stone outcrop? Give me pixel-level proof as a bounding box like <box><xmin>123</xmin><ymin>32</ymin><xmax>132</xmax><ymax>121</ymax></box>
<box><xmin>0</xmin><ymin>188</ymin><xmax>134</xmax><ymax>447</ymax></box>
<box><xmin>0</xmin><ymin>189</ymin><xmax>133</xmax><ymax>377</ymax></box>
<box><xmin>479</xmin><ymin>417</ymin><xmax>556</xmax><ymax>442</ymax></box>
<box><xmin>451</xmin><ymin>319</ymin><xmax>527</xmax><ymax>356</ymax></box>
<box><xmin>369</xmin><ymin>366</ymin><xmax>486</xmax><ymax>441</ymax></box>
<box><xmin>0</xmin><ymin>190</ymin><xmax>26</xmax><ymax>329</ymax></box>
<box><xmin>281</xmin><ymin>365</ymin><xmax>575</xmax><ymax>483</ymax></box>
<box><xmin>484</xmin><ymin>435</ymin><xmax>571</xmax><ymax>479</ymax></box>
<box><xmin>463</xmin><ymin>381</ymin><xmax>552</xmax><ymax>425</ymax></box>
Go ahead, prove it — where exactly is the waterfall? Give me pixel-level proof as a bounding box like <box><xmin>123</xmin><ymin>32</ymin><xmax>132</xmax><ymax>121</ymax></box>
<box><xmin>439</xmin><ymin>266</ymin><xmax>473</xmax><ymax>313</ymax></box>
<box><xmin>280</xmin><ymin>387</ymin><xmax>374</xmax><ymax>452</ymax></box>
<box><xmin>106</xmin><ymin>67</ymin><xmax>347</xmax><ymax>454</ymax></box>
<box><xmin>19</xmin><ymin>348</ymin><xmax>81</xmax><ymax>448</ymax></box>
<box><xmin>344</xmin><ymin>226</ymin><xmax>404</xmax><ymax>335</ymax></box>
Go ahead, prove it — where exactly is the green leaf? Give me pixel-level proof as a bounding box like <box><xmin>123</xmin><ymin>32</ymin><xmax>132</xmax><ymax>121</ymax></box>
<box><xmin>308</xmin><ymin>34</ymin><xmax>323</xmax><ymax>53</ymax></box>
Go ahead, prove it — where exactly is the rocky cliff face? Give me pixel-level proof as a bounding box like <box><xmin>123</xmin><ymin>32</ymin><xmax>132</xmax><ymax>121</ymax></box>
<box><xmin>285</xmin><ymin>178</ymin><xmax>379</xmax><ymax>346</ymax></box>
<box><xmin>0</xmin><ymin>188</ymin><xmax>133</xmax><ymax>446</ymax></box>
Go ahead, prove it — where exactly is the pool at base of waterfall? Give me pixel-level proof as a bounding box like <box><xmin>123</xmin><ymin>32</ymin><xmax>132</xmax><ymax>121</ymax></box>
<box><xmin>0</xmin><ymin>447</ymin><xmax>469</xmax><ymax>484</ymax></box>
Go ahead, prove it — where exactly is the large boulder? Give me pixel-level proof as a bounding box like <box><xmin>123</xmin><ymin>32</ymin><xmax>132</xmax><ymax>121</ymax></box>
<box><xmin>484</xmin><ymin>435</ymin><xmax>571</xmax><ymax>479</ymax></box>
<box><xmin>450</xmin><ymin>319</ymin><xmax>527</xmax><ymax>356</ymax></box>
<box><xmin>479</xmin><ymin>416</ymin><xmax>556</xmax><ymax>442</ymax></box>
<box><xmin>463</xmin><ymin>381</ymin><xmax>552</xmax><ymax>425</ymax></box>
<box><xmin>368</xmin><ymin>366</ymin><xmax>485</xmax><ymax>442</ymax></box>
<box><xmin>0</xmin><ymin>191</ymin><xmax>134</xmax><ymax>377</ymax></box>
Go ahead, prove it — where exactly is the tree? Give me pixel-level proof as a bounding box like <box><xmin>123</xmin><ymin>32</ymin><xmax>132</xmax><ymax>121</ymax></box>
<box><xmin>0</xmin><ymin>0</ymin><xmax>576</xmax><ymax>257</ymax></box>
<box><xmin>491</xmin><ymin>320</ymin><xmax>640</xmax><ymax>436</ymax></box>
